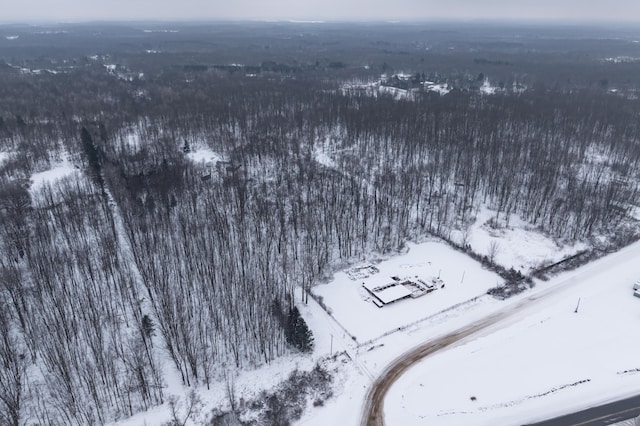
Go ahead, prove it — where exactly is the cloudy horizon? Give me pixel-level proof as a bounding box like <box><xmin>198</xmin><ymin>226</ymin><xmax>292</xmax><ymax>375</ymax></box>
<box><xmin>2</xmin><ymin>0</ymin><xmax>640</xmax><ymax>24</ymax></box>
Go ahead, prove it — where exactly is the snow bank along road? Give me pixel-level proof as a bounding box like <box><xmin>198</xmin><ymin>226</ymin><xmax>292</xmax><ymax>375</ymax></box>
<box><xmin>361</xmin><ymin>239</ymin><xmax>640</xmax><ymax>426</ymax></box>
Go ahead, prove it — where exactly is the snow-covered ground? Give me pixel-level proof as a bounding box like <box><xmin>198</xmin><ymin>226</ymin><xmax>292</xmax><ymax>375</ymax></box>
<box><xmin>378</xmin><ymin>85</ymin><xmax>416</xmax><ymax>100</ymax></box>
<box><xmin>425</xmin><ymin>83</ymin><xmax>451</xmax><ymax>95</ymax></box>
<box><xmin>452</xmin><ymin>206</ymin><xmax>588</xmax><ymax>274</ymax></box>
<box><xmin>297</xmin><ymin>240</ymin><xmax>507</xmax><ymax>426</ymax></box>
<box><xmin>313</xmin><ymin>241</ymin><xmax>503</xmax><ymax>343</ymax></box>
<box><xmin>385</xmin><ymin>239</ymin><xmax>640</xmax><ymax>425</ymax></box>
<box><xmin>119</xmin><ymin>130</ymin><xmax>143</xmax><ymax>153</ymax></box>
<box><xmin>340</xmin><ymin>76</ymin><xmax>451</xmax><ymax>99</ymax></box>
<box><xmin>29</xmin><ymin>157</ymin><xmax>78</xmax><ymax>193</ymax></box>
<box><xmin>480</xmin><ymin>79</ymin><xmax>498</xmax><ymax>95</ymax></box>
<box><xmin>299</xmin><ymin>234</ymin><xmax>640</xmax><ymax>426</ymax></box>
<box><xmin>110</xmin><ymin>286</ymin><xmax>350</xmax><ymax>426</ymax></box>
<box><xmin>185</xmin><ymin>147</ymin><xmax>223</xmax><ymax>164</ymax></box>
<box><xmin>0</xmin><ymin>150</ymin><xmax>11</xmax><ymax>165</ymax></box>
<box><xmin>313</xmin><ymin>146</ymin><xmax>337</xmax><ymax>169</ymax></box>
<box><xmin>112</xmin><ymin>351</ymin><xmax>322</xmax><ymax>426</ymax></box>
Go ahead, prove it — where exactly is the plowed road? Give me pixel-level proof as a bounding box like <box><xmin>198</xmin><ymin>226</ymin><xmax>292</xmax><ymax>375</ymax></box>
<box><xmin>360</xmin><ymin>310</ymin><xmax>509</xmax><ymax>426</ymax></box>
<box><xmin>360</xmin><ymin>240</ymin><xmax>640</xmax><ymax>426</ymax></box>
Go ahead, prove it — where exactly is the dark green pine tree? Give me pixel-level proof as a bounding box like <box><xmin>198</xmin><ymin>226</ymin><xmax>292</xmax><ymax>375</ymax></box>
<box><xmin>286</xmin><ymin>306</ymin><xmax>314</xmax><ymax>353</ymax></box>
<box><xmin>80</xmin><ymin>127</ymin><xmax>104</xmax><ymax>189</ymax></box>
<box><xmin>141</xmin><ymin>314</ymin><xmax>155</xmax><ymax>339</ymax></box>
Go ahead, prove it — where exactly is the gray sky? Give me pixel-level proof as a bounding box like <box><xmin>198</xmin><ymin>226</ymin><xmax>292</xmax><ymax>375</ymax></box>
<box><xmin>3</xmin><ymin>0</ymin><xmax>640</xmax><ymax>22</ymax></box>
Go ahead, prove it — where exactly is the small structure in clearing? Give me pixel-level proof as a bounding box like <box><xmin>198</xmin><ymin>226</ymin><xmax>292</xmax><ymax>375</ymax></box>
<box><xmin>348</xmin><ymin>264</ymin><xmax>380</xmax><ymax>280</ymax></box>
<box><xmin>363</xmin><ymin>277</ymin><xmax>442</xmax><ymax>308</ymax></box>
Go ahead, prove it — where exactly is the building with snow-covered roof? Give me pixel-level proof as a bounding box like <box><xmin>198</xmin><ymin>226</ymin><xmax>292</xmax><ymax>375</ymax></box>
<box><xmin>363</xmin><ymin>277</ymin><xmax>437</xmax><ymax>308</ymax></box>
<box><xmin>363</xmin><ymin>281</ymin><xmax>412</xmax><ymax>307</ymax></box>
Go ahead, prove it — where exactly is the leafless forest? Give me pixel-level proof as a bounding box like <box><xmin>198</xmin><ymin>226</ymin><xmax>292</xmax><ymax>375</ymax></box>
<box><xmin>1</xmin><ymin>22</ymin><xmax>640</xmax><ymax>425</ymax></box>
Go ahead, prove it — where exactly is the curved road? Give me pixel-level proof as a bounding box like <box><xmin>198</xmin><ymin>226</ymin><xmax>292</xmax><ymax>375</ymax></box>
<box><xmin>360</xmin><ymin>239</ymin><xmax>640</xmax><ymax>426</ymax></box>
<box><xmin>360</xmin><ymin>310</ymin><xmax>508</xmax><ymax>426</ymax></box>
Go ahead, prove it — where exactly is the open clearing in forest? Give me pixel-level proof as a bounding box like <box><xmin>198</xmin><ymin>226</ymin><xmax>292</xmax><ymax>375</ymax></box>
<box><xmin>312</xmin><ymin>240</ymin><xmax>503</xmax><ymax>343</ymax></box>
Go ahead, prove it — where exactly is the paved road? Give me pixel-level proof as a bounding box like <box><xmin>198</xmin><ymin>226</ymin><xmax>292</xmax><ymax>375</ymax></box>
<box><xmin>360</xmin><ymin>239</ymin><xmax>640</xmax><ymax>426</ymax></box>
<box><xmin>524</xmin><ymin>394</ymin><xmax>640</xmax><ymax>426</ymax></box>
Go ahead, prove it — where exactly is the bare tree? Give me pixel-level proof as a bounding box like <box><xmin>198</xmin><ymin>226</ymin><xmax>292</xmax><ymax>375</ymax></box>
<box><xmin>488</xmin><ymin>240</ymin><xmax>501</xmax><ymax>265</ymax></box>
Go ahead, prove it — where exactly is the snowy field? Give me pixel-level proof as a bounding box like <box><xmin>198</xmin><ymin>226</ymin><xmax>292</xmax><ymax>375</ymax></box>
<box><xmin>383</xmin><ymin>240</ymin><xmax>640</xmax><ymax>425</ymax></box>
<box><xmin>452</xmin><ymin>206</ymin><xmax>588</xmax><ymax>274</ymax></box>
<box><xmin>186</xmin><ymin>147</ymin><xmax>223</xmax><ymax>164</ymax></box>
<box><xmin>29</xmin><ymin>157</ymin><xmax>78</xmax><ymax>192</ymax></box>
<box><xmin>312</xmin><ymin>241</ymin><xmax>503</xmax><ymax>343</ymax></box>
<box><xmin>299</xmin><ymin>239</ymin><xmax>640</xmax><ymax>426</ymax></box>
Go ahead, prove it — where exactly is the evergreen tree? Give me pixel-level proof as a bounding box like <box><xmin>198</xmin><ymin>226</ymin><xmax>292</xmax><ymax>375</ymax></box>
<box><xmin>80</xmin><ymin>126</ymin><xmax>104</xmax><ymax>189</ymax></box>
<box><xmin>141</xmin><ymin>314</ymin><xmax>155</xmax><ymax>339</ymax></box>
<box><xmin>286</xmin><ymin>307</ymin><xmax>314</xmax><ymax>353</ymax></box>
<box><xmin>271</xmin><ymin>298</ymin><xmax>286</xmax><ymax>327</ymax></box>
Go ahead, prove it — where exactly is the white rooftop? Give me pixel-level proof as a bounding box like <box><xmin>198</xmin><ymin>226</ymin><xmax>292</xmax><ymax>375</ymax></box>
<box><xmin>363</xmin><ymin>281</ymin><xmax>412</xmax><ymax>304</ymax></box>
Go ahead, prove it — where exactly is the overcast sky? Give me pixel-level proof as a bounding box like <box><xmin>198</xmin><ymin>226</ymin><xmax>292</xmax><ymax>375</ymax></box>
<box><xmin>3</xmin><ymin>0</ymin><xmax>640</xmax><ymax>23</ymax></box>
